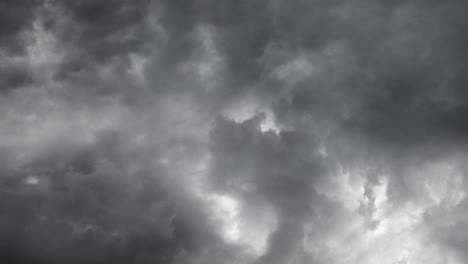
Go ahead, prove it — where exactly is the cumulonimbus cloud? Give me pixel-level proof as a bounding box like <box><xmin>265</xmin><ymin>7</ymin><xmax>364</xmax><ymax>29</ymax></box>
<box><xmin>0</xmin><ymin>1</ymin><xmax>467</xmax><ymax>263</ymax></box>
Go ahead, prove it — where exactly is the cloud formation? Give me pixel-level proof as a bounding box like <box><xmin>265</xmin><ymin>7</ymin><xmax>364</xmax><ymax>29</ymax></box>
<box><xmin>0</xmin><ymin>0</ymin><xmax>468</xmax><ymax>263</ymax></box>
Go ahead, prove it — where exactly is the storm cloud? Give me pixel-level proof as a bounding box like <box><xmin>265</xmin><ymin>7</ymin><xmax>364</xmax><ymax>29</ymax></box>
<box><xmin>0</xmin><ymin>0</ymin><xmax>468</xmax><ymax>263</ymax></box>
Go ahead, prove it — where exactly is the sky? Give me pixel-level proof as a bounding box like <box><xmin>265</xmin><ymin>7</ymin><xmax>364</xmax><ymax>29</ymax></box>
<box><xmin>0</xmin><ymin>0</ymin><xmax>468</xmax><ymax>263</ymax></box>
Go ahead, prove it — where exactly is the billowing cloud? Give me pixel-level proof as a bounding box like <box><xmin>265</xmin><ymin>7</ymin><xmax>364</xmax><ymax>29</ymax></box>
<box><xmin>0</xmin><ymin>0</ymin><xmax>467</xmax><ymax>263</ymax></box>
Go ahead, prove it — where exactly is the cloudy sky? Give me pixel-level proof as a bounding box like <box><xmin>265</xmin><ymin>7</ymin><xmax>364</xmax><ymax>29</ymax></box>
<box><xmin>1</xmin><ymin>0</ymin><xmax>468</xmax><ymax>263</ymax></box>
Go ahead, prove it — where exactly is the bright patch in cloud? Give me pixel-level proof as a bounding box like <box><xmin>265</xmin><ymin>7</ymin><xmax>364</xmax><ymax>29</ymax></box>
<box><xmin>206</xmin><ymin>193</ymin><xmax>241</xmax><ymax>242</ymax></box>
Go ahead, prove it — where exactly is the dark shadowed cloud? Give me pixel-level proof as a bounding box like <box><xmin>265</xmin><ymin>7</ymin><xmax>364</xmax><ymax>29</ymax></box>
<box><xmin>1</xmin><ymin>0</ymin><xmax>468</xmax><ymax>263</ymax></box>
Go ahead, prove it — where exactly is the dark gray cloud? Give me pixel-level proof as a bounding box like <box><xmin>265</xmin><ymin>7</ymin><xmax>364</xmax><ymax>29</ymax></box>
<box><xmin>52</xmin><ymin>0</ymin><xmax>153</xmax><ymax>79</ymax></box>
<box><xmin>0</xmin><ymin>0</ymin><xmax>43</xmax><ymax>54</ymax></box>
<box><xmin>1</xmin><ymin>0</ymin><xmax>468</xmax><ymax>263</ymax></box>
<box><xmin>209</xmin><ymin>115</ymin><xmax>327</xmax><ymax>263</ymax></box>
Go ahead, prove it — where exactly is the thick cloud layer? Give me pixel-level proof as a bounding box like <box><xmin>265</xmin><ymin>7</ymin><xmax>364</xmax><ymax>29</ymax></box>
<box><xmin>1</xmin><ymin>1</ymin><xmax>468</xmax><ymax>263</ymax></box>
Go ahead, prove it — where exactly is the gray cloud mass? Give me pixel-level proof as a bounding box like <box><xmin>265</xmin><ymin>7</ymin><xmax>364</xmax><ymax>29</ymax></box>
<box><xmin>0</xmin><ymin>0</ymin><xmax>468</xmax><ymax>263</ymax></box>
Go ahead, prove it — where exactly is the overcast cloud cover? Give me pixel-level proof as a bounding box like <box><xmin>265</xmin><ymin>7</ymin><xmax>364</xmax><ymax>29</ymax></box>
<box><xmin>1</xmin><ymin>0</ymin><xmax>468</xmax><ymax>263</ymax></box>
